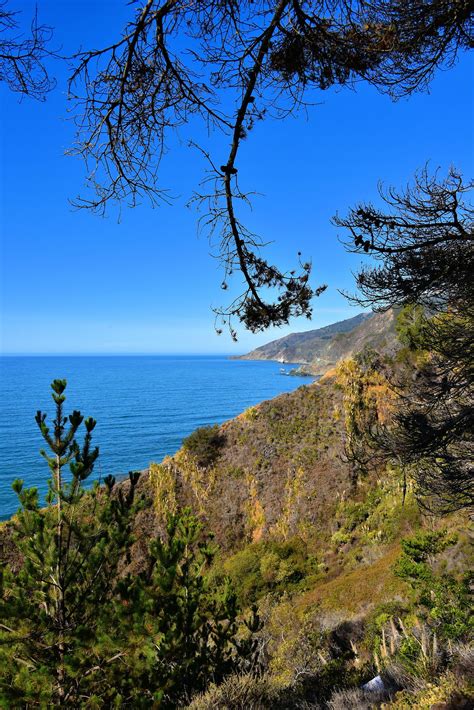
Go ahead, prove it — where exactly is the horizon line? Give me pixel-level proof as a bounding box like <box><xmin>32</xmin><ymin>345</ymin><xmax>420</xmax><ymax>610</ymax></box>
<box><xmin>0</xmin><ymin>352</ymin><xmax>240</xmax><ymax>357</ymax></box>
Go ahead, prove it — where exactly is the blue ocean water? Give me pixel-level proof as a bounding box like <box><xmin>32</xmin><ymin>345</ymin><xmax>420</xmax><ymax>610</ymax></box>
<box><xmin>0</xmin><ymin>356</ymin><xmax>312</xmax><ymax>520</ymax></box>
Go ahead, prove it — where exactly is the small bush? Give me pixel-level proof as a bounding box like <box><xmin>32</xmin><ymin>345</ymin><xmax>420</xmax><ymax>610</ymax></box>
<box><xmin>219</xmin><ymin>537</ymin><xmax>314</xmax><ymax>604</ymax></box>
<box><xmin>186</xmin><ymin>673</ymin><xmax>282</xmax><ymax>709</ymax></box>
<box><xmin>394</xmin><ymin>530</ymin><xmax>472</xmax><ymax>640</ymax></box>
<box><xmin>327</xmin><ymin>686</ymin><xmax>387</xmax><ymax>710</ymax></box>
<box><xmin>183</xmin><ymin>424</ymin><xmax>225</xmax><ymax>467</ymax></box>
<box><xmin>450</xmin><ymin>643</ymin><xmax>474</xmax><ymax>681</ymax></box>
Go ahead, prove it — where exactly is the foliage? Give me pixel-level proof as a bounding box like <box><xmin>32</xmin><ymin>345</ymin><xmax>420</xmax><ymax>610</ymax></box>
<box><xmin>0</xmin><ymin>379</ymin><xmax>141</xmax><ymax>706</ymax></box>
<box><xmin>242</xmin><ymin>406</ymin><xmax>259</xmax><ymax>422</ymax></box>
<box><xmin>364</xmin><ymin>601</ymin><xmax>409</xmax><ymax>656</ymax></box>
<box><xmin>394</xmin><ymin>530</ymin><xmax>473</xmax><ymax>641</ymax></box>
<box><xmin>186</xmin><ymin>673</ymin><xmax>283</xmax><ymax>710</ymax></box>
<box><xmin>375</xmin><ymin>621</ymin><xmax>473</xmax><ymax>708</ymax></box>
<box><xmin>388</xmin><ymin>676</ymin><xmax>473</xmax><ymax>710</ymax></box>
<box><xmin>69</xmin><ymin>2</ymin><xmax>472</xmax><ymax>335</ymax></box>
<box><xmin>383</xmin><ymin>640</ymin><xmax>474</xmax><ymax>708</ymax></box>
<box><xmin>337</xmin><ymin>168</ymin><xmax>472</xmax><ymax>313</ymax></box>
<box><xmin>327</xmin><ymin>686</ymin><xmax>388</xmax><ymax>709</ymax></box>
<box><xmin>217</xmin><ymin>537</ymin><xmax>316</xmax><ymax>605</ymax></box>
<box><xmin>395</xmin><ymin>304</ymin><xmax>426</xmax><ymax>352</ymax></box>
<box><xmin>333</xmin><ymin>474</ymin><xmax>420</xmax><ymax>553</ymax></box>
<box><xmin>0</xmin><ymin>382</ymin><xmax>259</xmax><ymax>707</ymax></box>
<box><xmin>305</xmin><ymin>545</ymin><xmax>406</xmax><ymax>615</ymax></box>
<box><xmin>261</xmin><ymin>595</ymin><xmax>372</xmax><ymax>702</ymax></box>
<box><xmin>335</xmin><ymin>357</ymin><xmax>395</xmax><ymax>486</ymax></box>
<box><xmin>183</xmin><ymin>424</ymin><xmax>226</xmax><ymax>468</ymax></box>
<box><xmin>337</xmin><ymin>168</ymin><xmax>474</xmax><ymax>513</ymax></box>
<box><xmin>149</xmin><ymin>460</ymin><xmax>177</xmax><ymax>518</ymax></box>
<box><xmin>116</xmin><ymin>508</ymin><xmax>262</xmax><ymax>707</ymax></box>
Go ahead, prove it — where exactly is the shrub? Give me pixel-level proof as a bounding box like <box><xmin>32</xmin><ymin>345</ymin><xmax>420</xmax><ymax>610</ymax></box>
<box><xmin>183</xmin><ymin>424</ymin><xmax>225</xmax><ymax>467</ymax></box>
<box><xmin>395</xmin><ymin>304</ymin><xmax>426</xmax><ymax>352</ymax></box>
<box><xmin>219</xmin><ymin>538</ymin><xmax>313</xmax><ymax>605</ymax></box>
<box><xmin>394</xmin><ymin>530</ymin><xmax>473</xmax><ymax>640</ymax></box>
<box><xmin>327</xmin><ymin>686</ymin><xmax>388</xmax><ymax>710</ymax></box>
<box><xmin>186</xmin><ymin>673</ymin><xmax>282</xmax><ymax>710</ymax></box>
<box><xmin>118</xmin><ymin>508</ymin><xmax>262</xmax><ymax>707</ymax></box>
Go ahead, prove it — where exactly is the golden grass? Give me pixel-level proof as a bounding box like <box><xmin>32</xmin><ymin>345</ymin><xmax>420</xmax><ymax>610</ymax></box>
<box><xmin>298</xmin><ymin>545</ymin><xmax>408</xmax><ymax>615</ymax></box>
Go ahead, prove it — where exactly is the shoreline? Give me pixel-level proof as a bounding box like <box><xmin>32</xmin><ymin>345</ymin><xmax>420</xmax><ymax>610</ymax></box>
<box><xmin>0</xmin><ymin>357</ymin><xmax>316</xmax><ymax>522</ymax></box>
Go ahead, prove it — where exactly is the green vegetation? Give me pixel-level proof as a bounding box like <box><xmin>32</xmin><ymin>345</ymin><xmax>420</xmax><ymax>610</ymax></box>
<box><xmin>0</xmin><ymin>379</ymin><xmax>140</xmax><ymax>705</ymax></box>
<box><xmin>215</xmin><ymin>537</ymin><xmax>318</xmax><ymax>605</ymax></box>
<box><xmin>395</xmin><ymin>304</ymin><xmax>426</xmax><ymax>352</ymax></box>
<box><xmin>338</xmin><ymin>169</ymin><xmax>473</xmax><ymax>514</ymax></box>
<box><xmin>115</xmin><ymin>509</ymin><xmax>262</xmax><ymax>708</ymax></box>
<box><xmin>182</xmin><ymin>424</ymin><xmax>226</xmax><ymax>467</ymax></box>
<box><xmin>395</xmin><ymin>530</ymin><xmax>473</xmax><ymax>641</ymax></box>
<box><xmin>332</xmin><ymin>475</ymin><xmax>420</xmax><ymax>553</ymax></box>
<box><xmin>0</xmin><ymin>382</ymin><xmax>256</xmax><ymax>707</ymax></box>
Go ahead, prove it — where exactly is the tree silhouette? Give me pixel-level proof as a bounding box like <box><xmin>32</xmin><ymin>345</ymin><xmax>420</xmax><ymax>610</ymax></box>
<box><xmin>0</xmin><ymin>0</ymin><xmax>54</xmax><ymax>99</ymax></box>
<box><xmin>336</xmin><ymin>168</ymin><xmax>473</xmax><ymax>513</ymax></box>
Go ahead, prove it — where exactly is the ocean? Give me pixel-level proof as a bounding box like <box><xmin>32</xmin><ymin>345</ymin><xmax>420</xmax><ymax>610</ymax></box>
<box><xmin>0</xmin><ymin>355</ymin><xmax>312</xmax><ymax>520</ymax></box>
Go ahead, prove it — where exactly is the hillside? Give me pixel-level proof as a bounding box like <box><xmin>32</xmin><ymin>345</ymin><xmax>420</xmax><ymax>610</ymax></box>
<box><xmin>121</xmin><ymin>357</ymin><xmax>471</xmax><ymax>708</ymax></box>
<box><xmin>237</xmin><ymin>309</ymin><xmax>399</xmax><ymax>375</ymax></box>
<box><xmin>125</xmin><ymin>356</ymin><xmax>467</xmax><ymax>601</ymax></box>
<box><xmin>1</xmin><ymin>353</ymin><xmax>471</xmax><ymax>708</ymax></box>
<box><xmin>236</xmin><ymin>312</ymin><xmax>371</xmax><ymax>365</ymax></box>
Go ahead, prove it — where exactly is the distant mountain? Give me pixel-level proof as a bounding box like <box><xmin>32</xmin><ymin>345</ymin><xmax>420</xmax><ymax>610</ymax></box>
<box><xmin>237</xmin><ymin>310</ymin><xmax>399</xmax><ymax>374</ymax></box>
<box><xmin>237</xmin><ymin>313</ymin><xmax>371</xmax><ymax>364</ymax></box>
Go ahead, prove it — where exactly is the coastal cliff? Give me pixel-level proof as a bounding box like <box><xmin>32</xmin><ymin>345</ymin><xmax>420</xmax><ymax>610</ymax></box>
<box><xmin>236</xmin><ymin>310</ymin><xmax>399</xmax><ymax>375</ymax></box>
<box><xmin>1</xmin><ymin>342</ymin><xmax>471</xmax><ymax>708</ymax></box>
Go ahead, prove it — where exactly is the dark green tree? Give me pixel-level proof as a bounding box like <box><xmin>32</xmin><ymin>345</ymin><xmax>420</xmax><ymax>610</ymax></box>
<box><xmin>336</xmin><ymin>168</ymin><xmax>473</xmax><ymax>513</ymax></box>
<box><xmin>0</xmin><ymin>381</ymin><xmax>259</xmax><ymax>707</ymax></box>
<box><xmin>115</xmin><ymin>508</ymin><xmax>262</xmax><ymax>708</ymax></box>
<box><xmin>0</xmin><ymin>379</ymin><xmax>141</xmax><ymax>706</ymax></box>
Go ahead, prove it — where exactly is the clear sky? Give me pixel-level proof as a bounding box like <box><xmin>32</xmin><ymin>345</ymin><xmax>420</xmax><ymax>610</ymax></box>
<box><xmin>1</xmin><ymin>1</ymin><xmax>473</xmax><ymax>355</ymax></box>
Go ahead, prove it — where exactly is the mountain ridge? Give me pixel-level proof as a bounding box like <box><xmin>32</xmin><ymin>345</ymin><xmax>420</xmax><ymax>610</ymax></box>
<box><xmin>237</xmin><ymin>309</ymin><xmax>399</xmax><ymax>374</ymax></box>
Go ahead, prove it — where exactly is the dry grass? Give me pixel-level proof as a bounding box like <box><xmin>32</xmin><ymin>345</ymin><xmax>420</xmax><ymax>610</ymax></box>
<box><xmin>299</xmin><ymin>545</ymin><xmax>407</xmax><ymax>615</ymax></box>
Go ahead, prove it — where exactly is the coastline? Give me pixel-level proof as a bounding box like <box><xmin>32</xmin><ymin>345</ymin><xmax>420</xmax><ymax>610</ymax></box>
<box><xmin>0</xmin><ymin>356</ymin><xmax>315</xmax><ymax>521</ymax></box>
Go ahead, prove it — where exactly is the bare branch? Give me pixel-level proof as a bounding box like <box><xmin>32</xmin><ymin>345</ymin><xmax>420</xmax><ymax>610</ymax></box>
<box><xmin>68</xmin><ymin>1</ymin><xmax>473</xmax><ymax>336</ymax></box>
<box><xmin>0</xmin><ymin>0</ymin><xmax>55</xmax><ymax>99</ymax></box>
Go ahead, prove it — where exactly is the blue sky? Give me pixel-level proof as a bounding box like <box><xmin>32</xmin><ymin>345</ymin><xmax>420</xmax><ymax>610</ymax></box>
<box><xmin>1</xmin><ymin>1</ymin><xmax>472</xmax><ymax>355</ymax></box>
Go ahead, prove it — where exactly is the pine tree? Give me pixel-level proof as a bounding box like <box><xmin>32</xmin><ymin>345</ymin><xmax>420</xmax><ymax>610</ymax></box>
<box><xmin>0</xmin><ymin>380</ymin><xmax>260</xmax><ymax>707</ymax></box>
<box><xmin>337</xmin><ymin>168</ymin><xmax>473</xmax><ymax>513</ymax></box>
<box><xmin>115</xmin><ymin>508</ymin><xmax>262</xmax><ymax>708</ymax></box>
<box><xmin>0</xmin><ymin>379</ymin><xmax>141</xmax><ymax>706</ymax></box>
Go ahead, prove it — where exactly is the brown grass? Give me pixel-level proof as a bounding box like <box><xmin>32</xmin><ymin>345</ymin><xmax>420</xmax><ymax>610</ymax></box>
<box><xmin>299</xmin><ymin>545</ymin><xmax>408</xmax><ymax>615</ymax></box>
